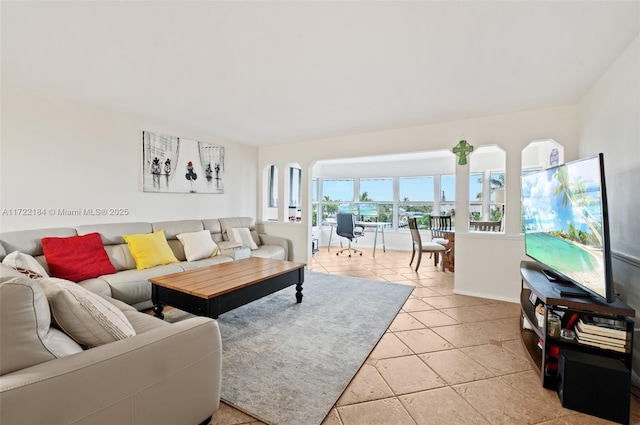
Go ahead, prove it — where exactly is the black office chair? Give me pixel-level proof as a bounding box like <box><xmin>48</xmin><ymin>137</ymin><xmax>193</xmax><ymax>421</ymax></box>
<box><xmin>335</xmin><ymin>213</ymin><xmax>365</xmax><ymax>257</ymax></box>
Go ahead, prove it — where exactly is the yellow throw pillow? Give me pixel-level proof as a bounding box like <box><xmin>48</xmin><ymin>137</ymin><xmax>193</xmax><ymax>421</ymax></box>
<box><xmin>122</xmin><ymin>230</ymin><xmax>179</xmax><ymax>270</ymax></box>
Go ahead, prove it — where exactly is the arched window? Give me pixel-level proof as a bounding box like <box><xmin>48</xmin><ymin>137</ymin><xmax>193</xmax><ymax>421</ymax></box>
<box><xmin>469</xmin><ymin>145</ymin><xmax>506</xmax><ymax>232</ymax></box>
<box><xmin>521</xmin><ymin>140</ymin><xmax>564</xmax><ymax>232</ymax></box>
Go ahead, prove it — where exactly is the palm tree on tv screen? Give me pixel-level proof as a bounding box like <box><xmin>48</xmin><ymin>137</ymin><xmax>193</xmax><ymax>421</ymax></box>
<box><xmin>552</xmin><ymin>167</ymin><xmax>602</xmax><ymax>247</ymax></box>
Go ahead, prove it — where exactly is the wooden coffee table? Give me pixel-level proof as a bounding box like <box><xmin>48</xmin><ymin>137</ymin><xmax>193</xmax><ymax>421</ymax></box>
<box><xmin>149</xmin><ymin>257</ymin><xmax>305</xmax><ymax>319</ymax></box>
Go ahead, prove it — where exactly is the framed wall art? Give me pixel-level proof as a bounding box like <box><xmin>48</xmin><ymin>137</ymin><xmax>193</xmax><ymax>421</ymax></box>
<box><xmin>142</xmin><ymin>131</ymin><xmax>225</xmax><ymax>194</ymax></box>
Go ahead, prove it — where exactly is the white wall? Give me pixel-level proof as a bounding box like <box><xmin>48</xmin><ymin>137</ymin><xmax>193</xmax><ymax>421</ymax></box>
<box><xmin>579</xmin><ymin>35</ymin><xmax>640</xmax><ymax>262</ymax></box>
<box><xmin>0</xmin><ymin>83</ymin><xmax>259</xmax><ymax>232</ymax></box>
<box><xmin>578</xmin><ymin>35</ymin><xmax>640</xmax><ymax>383</ymax></box>
<box><xmin>314</xmin><ymin>153</ymin><xmax>455</xmax><ymax>178</ymax></box>
<box><xmin>259</xmin><ymin>105</ymin><xmax>580</xmax><ymax>300</ymax></box>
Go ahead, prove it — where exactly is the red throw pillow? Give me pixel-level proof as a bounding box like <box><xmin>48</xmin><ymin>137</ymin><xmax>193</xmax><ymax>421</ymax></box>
<box><xmin>41</xmin><ymin>233</ymin><xmax>116</xmax><ymax>282</ymax></box>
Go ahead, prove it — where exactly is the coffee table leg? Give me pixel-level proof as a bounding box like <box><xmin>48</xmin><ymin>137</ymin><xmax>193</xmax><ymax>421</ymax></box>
<box><xmin>153</xmin><ymin>303</ymin><xmax>165</xmax><ymax>320</ymax></box>
<box><xmin>296</xmin><ymin>282</ymin><xmax>303</xmax><ymax>303</ymax></box>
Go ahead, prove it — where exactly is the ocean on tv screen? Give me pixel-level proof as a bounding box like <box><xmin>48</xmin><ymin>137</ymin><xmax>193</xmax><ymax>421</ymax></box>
<box><xmin>522</xmin><ymin>155</ymin><xmax>608</xmax><ymax>299</ymax></box>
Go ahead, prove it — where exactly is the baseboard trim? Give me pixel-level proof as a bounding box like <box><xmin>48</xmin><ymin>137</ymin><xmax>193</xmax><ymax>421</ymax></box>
<box><xmin>453</xmin><ymin>288</ymin><xmax>519</xmax><ymax>304</ymax></box>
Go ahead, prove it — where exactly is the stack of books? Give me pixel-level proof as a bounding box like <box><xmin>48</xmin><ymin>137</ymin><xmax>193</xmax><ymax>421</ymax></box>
<box><xmin>575</xmin><ymin>317</ymin><xmax>630</xmax><ymax>353</ymax></box>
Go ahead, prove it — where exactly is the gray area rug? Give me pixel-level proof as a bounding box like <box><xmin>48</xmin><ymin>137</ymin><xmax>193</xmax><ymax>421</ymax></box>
<box><xmin>166</xmin><ymin>271</ymin><xmax>413</xmax><ymax>425</ymax></box>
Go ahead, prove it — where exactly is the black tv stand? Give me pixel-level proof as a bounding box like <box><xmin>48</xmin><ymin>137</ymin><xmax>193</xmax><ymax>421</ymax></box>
<box><xmin>555</xmin><ymin>286</ymin><xmax>591</xmax><ymax>298</ymax></box>
<box><xmin>520</xmin><ymin>261</ymin><xmax>635</xmax><ymax>424</ymax></box>
<box><xmin>540</xmin><ymin>269</ymin><xmax>592</xmax><ymax>298</ymax></box>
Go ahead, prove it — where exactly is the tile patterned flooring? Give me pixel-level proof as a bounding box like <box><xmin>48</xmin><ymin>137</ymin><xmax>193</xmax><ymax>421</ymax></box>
<box><xmin>211</xmin><ymin>248</ymin><xmax>639</xmax><ymax>425</ymax></box>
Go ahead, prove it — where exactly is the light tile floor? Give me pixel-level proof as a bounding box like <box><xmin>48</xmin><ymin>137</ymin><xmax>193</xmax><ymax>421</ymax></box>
<box><xmin>211</xmin><ymin>248</ymin><xmax>639</xmax><ymax>425</ymax></box>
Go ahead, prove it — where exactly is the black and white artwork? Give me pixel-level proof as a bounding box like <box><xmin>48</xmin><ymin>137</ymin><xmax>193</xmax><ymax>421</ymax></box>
<box><xmin>142</xmin><ymin>131</ymin><xmax>224</xmax><ymax>194</ymax></box>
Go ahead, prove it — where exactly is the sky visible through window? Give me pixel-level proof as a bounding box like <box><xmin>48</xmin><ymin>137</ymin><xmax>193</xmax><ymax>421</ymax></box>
<box><xmin>398</xmin><ymin>177</ymin><xmax>434</xmax><ymax>201</ymax></box>
<box><xmin>323</xmin><ymin>179</ymin><xmax>355</xmax><ymax>201</ymax></box>
<box><xmin>322</xmin><ymin>175</ymin><xmax>480</xmax><ymax>202</ymax></box>
<box><xmin>360</xmin><ymin>178</ymin><xmax>393</xmax><ymax>201</ymax></box>
<box><xmin>470</xmin><ymin>173</ymin><xmax>483</xmax><ymax>201</ymax></box>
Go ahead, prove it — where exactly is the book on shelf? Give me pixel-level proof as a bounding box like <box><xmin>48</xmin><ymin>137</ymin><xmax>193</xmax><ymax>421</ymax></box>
<box><xmin>576</xmin><ymin>318</ymin><xmax>628</xmax><ymax>339</ymax></box>
<box><xmin>574</xmin><ymin>326</ymin><xmax>628</xmax><ymax>347</ymax></box>
<box><xmin>575</xmin><ymin>336</ymin><xmax>629</xmax><ymax>353</ymax></box>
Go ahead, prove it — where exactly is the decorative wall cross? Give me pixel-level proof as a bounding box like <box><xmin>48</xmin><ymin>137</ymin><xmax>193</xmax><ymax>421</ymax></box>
<box><xmin>453</xmin><ymin>140</ymin><xmax>474</xmax><ymax>165</ymax></box>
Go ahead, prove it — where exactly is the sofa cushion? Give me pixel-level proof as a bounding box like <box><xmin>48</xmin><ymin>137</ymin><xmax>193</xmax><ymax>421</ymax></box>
<box><xmin>251</xmin><ymin>244</ymin><xmax>287</xmax><ymax>260</ymax></box>
<box><xmin>202</xmin><ymin>218</ymin><xmax>223</xmax><ymax>243</ymax></box>
<box><xmin>0</xmin><ymin>227</ymin><xmax>77</xmax><ymax>258</ymax></box>
<box><xmin>218</xmin><ymin>217</ymin><xmax>260</xmax><ymax>246</ymax></box>
<box><xmin>76</xmin><ymin>222</ymin><xmax>152</xmax><ymax>245</ymax></box>
<box><xmin>77</xmin><ymin>223</ymin><xmax>152</xmax><ymax>271</ymax></box>
<box><xmin>41</xmin><ymin>233</ymin><xmax>117</xmax><ymax>282</ymax></box>
<box><xmin>102</xmin><ymin>295</ymin><xmax>171</xmax><ymax>334</ymax></box>
<box><xmin>0</xmin><ymin>275</ymin><xmax>83</xmax><ymax>375</ymax></box>
<box><xmin>38</xmin><ymin>277</ymin><xmax>136</xmax><ymax>348</ymax></box>
<box><xmin>151</xmin><ymin>219</ymin><xmax>204</xmax><ymax>240</ymax></box>
<box><xmin>123</xmin><ymin>230</ymin><xmax>179</xmax><ymax>270</ymax></box>
<box><xmin>178</xmin><ymin>255</ymin><xmax>234</xmax><ymax>271</ymax></box>
<box><xmin>98</xmin><ymin>263</ymin><xmax>184</xmax><ymax>307</ymax></box>
<box><xmin>228</xmin><ymin>227</ymin><xmax>259</xmax><ymax>250</ymax></box>
<box><xmin>176</xmin><ymin>230</ymin><xmax>220</xmax><ymax>261</ymax></box>
<box><xmin>2</xmin><ymin>250</ymin><xmax>50</xmax><ymax>278</ymax></box>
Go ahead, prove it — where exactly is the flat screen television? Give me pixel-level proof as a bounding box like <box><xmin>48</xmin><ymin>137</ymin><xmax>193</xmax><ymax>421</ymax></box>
<box><xmin>521</xmin><ymin>153</ymin><xmax>615</xmax><ymax>303</ymax></box>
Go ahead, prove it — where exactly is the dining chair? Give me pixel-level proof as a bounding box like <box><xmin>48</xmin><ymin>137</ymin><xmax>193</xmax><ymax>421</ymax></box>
<box><xmin>469</xmin><ymin>220</ymin><xmax>502</xmax><ymax>232</ymax></box>
<box><xmin>408</xmin><ymin>217</ymin><xmax>446</xmax><ymax>271</ymax></box>
<box><xmin>429</xmin><ymin>215</ymin><xmax>452</xmax><ymax>246</ymax></box>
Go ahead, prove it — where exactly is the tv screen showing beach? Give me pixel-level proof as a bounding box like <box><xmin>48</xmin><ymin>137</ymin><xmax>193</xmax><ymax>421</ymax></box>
<box><xmin>521</xmin><ymin>156</ymin><xmax>607</xmax><ymax>300</ymax></box>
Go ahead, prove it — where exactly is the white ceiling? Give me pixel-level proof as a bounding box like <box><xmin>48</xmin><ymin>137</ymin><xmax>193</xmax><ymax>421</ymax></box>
<box><xmin>2</xmin><ymin>1</ymin><xmax>639</xmax><ymax>147</ymax></box>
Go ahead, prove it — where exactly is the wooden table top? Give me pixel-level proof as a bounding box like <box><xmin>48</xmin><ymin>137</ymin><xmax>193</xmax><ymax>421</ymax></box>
<box><xmin>148</xmin><ymin>257</ymin><xmax>306</xmax><ymax>299</ymax></box>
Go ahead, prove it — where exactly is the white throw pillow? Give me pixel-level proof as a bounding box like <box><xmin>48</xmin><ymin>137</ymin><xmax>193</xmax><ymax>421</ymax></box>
<box><xmin>228</xmin><ymin>227</ymin><xmax>259</xmax><ymax>250</ymax></box>
<box><xmin>37</xmin><ymin>277</ymin><xmax>136</xmax><ymax>348</ymax></box>
<box><xmin>2</xmin><ymin>251</ymin><xmax>49</xmax><ymax>278</ymax></box>
<box><xmin>0</xmin><ymin>276</ymin><xmax>83</xmax><ymax>375</ymax></box>
<box><xmin>176</xmin><ymin>230</ymin><xmax>220</xmax><ymax>261</ymax></box>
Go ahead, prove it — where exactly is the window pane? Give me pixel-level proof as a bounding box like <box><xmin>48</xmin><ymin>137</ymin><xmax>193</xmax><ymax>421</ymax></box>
<box><xmin>312</xmin><ymin>203</ymin><xmax>318</xmax><ymax>226</ymax></box>
<box><xmin>377</xmin><ymin>203</ymin><xmax>393</xmax><ymax>224</ymax></box>
<box><xmin>470</xmin><ymin>204</ymin><xmax>483</xmax><ymax>221</ymax></box>
<box><xmin>322</xmin><ymin>179</ymin><xmax>354</xmax><ymax>201</ymax></box>
<box><xmin>359</xmin><ymin>178</ymin><xmax>393</xmax><ymax>201</ymax></box>
<box><xmin>399</xmin><ymin>177</ymin><xmax>434</xmax><ymax>202</ymax></box>
<box><xmin>440</xmin><ymin>204</ymin><xmax>456</xmax><ymax>217</ymax></box>
<box><xmin>398</xmin><ymin>204</ymin><xmax>433</xmax><ymax>229</ymax></box>
<box><xmin>268</xmin><ymin>165</ymin><xmax>278</xmax><ymax>207</ymax></box>
<box><xmin>440</xmin><ymin>175</ymin><xmax>455</xmax><ymax>202</ymax></box>
<box><xmin>490</xmin><ymin>171</ymin><xmax>505</xmax><ymax>202</ymax></box>
<box><xmin>289</xmin><ymin>168</ymin><xmax>301</xmax><ymax>207</ymax></box>
<box><xmin>490</xmin><ymin>205</ymin><xmax>503</xmax><ymax>222</ymax></box>
<box><xmin>322</xmin><ymin>203</ymin><xmax>338</xmax><ymax>221</ymax></box>
<box><xmin>312</xmin><ymin>178</ymin><xmax>318</xmax><ymax>202</ymax></box>
<box><xmin>470</xmin><ymin>173</ymin><xmax>483</xmax><ymax>202</ymax></box>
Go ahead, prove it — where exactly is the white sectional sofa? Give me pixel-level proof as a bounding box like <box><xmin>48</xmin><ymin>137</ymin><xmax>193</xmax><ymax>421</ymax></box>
<box><xmin>0</xmin><ymin>216</ymin><xmax>289</xmax><ymax>310</ymax></box>
<box><xmin>0</xmin><ymin>265</ymin><xmax>222</xmax><ymax>425</ymax></box>
<box><xmin>0</xmin><ymin>216</ymin><xmax>290</xmax><ymax>424</ymax></box>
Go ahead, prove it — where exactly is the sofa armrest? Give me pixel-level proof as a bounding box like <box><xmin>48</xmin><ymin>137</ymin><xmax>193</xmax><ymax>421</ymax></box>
<box><xmin>0</xmin><ymin>317</ymin><xmax>222</xmax><ymax>425</ymax></box>
<box><xmin>259</xmin><ymin>234</ymin><xmax>290</xmax><ymax>261</ymax></box>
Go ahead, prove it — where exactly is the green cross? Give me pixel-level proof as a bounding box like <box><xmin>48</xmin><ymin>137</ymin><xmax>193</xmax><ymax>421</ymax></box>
<box><xmin>453</xmin><ymin>140</ymin><xmax>474</xmax><ymax>165</ymax></box>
